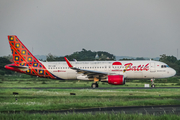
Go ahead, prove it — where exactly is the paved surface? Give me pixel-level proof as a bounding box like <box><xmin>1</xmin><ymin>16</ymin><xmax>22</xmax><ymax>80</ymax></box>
<box><xmin>2</xmin><ymin>105</ymin><xmax>180</xmax><ymax>115</ymax></box>
<box><xmin>1</xmin><ymin>87</ymin><xmax>180</xmax><ymax>89</ymax></box>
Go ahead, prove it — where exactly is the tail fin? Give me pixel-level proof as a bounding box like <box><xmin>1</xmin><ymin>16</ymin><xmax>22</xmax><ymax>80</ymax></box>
<box><xmin>7</xmin><ymin>35</ymin><xmax>39</xmax><ymax>65</ymax></box>
<box><xmin>7</xmin><ymin>35</ymin><xmax>56</xmax><ymax>79</ymax></box>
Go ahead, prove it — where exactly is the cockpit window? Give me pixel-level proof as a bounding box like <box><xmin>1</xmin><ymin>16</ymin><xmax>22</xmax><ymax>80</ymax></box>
<box><xmin>161</xmin><ymin>65</ymin><xmax>169</xmax><ymax>68</ymax></box>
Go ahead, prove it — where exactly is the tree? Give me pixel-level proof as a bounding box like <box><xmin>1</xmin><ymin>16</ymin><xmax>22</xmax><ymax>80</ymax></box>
<box><xmin>159</xmin><ymin>54</ymin><xmax>180</xmax><ymax>75</ymax></box>
<box><xmin>135</xmin><ymin>57</ymin><xmax>145</xmax><ymax>60</ymax></box>
<box><xmin>159</xmin><ymin>54</ymin><xmax>177</xmax><ymax>63</ymax></box>
<box><xmin>46</xmin><ymin>49</ymin><xmax>116</xmax><ymax>61</ymax></box>
<box><xmin>46</xmin><ymin>53</ymin><xmax>57</xmax><ymax>61</ymax></box>
<box><xmin>0</xmin><ymin>57</ymin><xmax>13</xmax><ymax>75</ymax></box>
<box><xmin>119</xmin><ymin>58</ymin><xmax>134</xmax><ymax>61</ymax></box>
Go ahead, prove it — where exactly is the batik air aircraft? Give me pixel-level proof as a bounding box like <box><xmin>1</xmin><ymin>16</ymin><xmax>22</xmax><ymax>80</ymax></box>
<box><xmin>5</xmin><ymin>35</ymin><xmax>176</xmax><ymax>88</ymax></box>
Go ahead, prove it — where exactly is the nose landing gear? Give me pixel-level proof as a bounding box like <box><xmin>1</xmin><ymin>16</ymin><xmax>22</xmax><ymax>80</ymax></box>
<box><xmin>151</xmin><ymin>79</ymin><xmax>155</xmax><ymax>88</ymax></box>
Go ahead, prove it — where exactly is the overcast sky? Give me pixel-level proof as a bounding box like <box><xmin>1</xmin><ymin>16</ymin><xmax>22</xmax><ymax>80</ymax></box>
<box><xmin>0</xmin><ymin>0</ymin><xmax>180</xmax><ymax>59</ymax></box>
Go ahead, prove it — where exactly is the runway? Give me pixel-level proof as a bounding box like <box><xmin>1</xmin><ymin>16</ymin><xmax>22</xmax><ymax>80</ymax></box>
<box><xmin>2</xmin><ymin>105</ymin><xmax>180</xmax><ymax>115</ymax></box>
<box><xmin>1</xmin><ymin>87</ymin><xmax>180</xmax><ymax>89</ymax></box>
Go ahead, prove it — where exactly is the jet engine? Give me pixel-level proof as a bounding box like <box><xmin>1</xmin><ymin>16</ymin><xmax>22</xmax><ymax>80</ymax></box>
<box><xmin>108</xmin><ymin>75</ymin><xmax>125</xmax><ymax>85</ymax></box>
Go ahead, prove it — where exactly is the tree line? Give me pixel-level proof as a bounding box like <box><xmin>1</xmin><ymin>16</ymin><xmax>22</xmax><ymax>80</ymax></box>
<box><xmin>46</xmin><ymin>48</ymin><xmax>115</xmax><ymax>61</ymax></box>
<box><xmin>0</xmin><ymin>49</ymin><xmax>179</xmax><ymax>76</ymax></box>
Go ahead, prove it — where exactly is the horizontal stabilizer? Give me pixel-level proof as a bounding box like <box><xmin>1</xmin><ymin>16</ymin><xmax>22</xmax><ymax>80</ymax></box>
<box><xmin>5</xmin><ymin>64</ymin><xmax>29</xmax><ymax>71</ymax></box>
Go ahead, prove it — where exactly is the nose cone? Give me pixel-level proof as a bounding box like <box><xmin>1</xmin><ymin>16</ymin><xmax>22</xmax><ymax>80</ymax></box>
<box><xmin>171</xmin><ymin>68</ymin><xmax>176</xmax><ymax>76</ymax></box>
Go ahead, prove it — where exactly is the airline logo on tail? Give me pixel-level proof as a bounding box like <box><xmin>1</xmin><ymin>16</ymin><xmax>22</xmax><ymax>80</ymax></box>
<box><xmin>5</xmin><ymin>35</ymin><xmax>56</xmax><ymax>79</ymax></box>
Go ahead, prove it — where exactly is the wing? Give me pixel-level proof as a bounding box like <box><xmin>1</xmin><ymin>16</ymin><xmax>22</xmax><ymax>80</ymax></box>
<box><xmin>64</xmin><ymin>57</ymin><xmax>108</xmax><ymax>78</ymax></box>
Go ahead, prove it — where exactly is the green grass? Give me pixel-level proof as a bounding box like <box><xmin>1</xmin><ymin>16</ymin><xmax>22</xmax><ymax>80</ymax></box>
<box><xmin>1</xmin><ymin>75</ymin><xmax>180</xmax><ymax>88</ymax></box>
<box><xmin>1</xmin><ymin>80</ymin><xmax>180</xmax><ymax>88</ymax></box>
<box><xmin>0</xmin><ymin>113</ymin><xmax>180</xmax><ymax>120</ymax></box>
<box><xmin>0</xmin><ymin>88</ymin><xmax>180</xmax><ymax>112</ymax></box>
<box><xmin>1</xmin><ymin>76</ymin><xmax>180</xmax><ymax>114</ymax></box>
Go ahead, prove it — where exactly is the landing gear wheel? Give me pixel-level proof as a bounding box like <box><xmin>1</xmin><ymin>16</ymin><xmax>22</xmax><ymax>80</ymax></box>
<box><xmin>91</xmin><ymin>83</ymin><xmax>98</xmax><ymax>88</ymax></box>
<box><xmin>96</xmin><ymin>83</ymin><xmax>99</xmax><ymax>88</ymax></box>
<box><xmin>151</xmin><ymin>84</ymin><xmax>155</xmax><ymax>88</ymax></box>
<box><xmin>151</xmin><ymin>79</ymin><xmax>155</xmax><ymax>88</ymax></box>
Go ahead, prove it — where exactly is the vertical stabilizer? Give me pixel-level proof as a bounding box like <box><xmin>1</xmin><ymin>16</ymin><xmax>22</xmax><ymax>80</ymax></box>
<box><xmin>6</xmin><ymin>35</ymin><xmax>57</xmax><ymax>79</ymax></box>
<box><xmin>8</xmin><ymin>35</ymin><xmax>39</xmax><ymax>65</ymax></box>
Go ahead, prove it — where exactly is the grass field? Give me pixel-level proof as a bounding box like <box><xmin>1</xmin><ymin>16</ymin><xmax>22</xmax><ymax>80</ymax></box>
<box><xmin>1</xmin><ymin>74</ymin><xmax>180</xmax><ymax>88</ymax></box>
<box><xmin>1</xmin><ymin>113</ymin><xmax>180</xmax><ymax>120</ymax></box>
<box><xmin>1</xmin><ymin>79</ymin><xmax>180</xmax><ymax>88</ymax></box>
<box><xmin>1</xmin><ymin>75</ymin><xmax>180</xmax><ymax>119</ymax></box>
<box><xmin>1</xmin><ymin>87</ymin><xmax>180</xmax><ymax>112</ymax></box>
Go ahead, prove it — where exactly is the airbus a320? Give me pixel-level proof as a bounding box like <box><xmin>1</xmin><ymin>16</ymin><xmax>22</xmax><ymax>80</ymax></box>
<box><xmin>5</xmin><ymin>35</ymin><xmax>176</xmax><ymax>88</ymax></box>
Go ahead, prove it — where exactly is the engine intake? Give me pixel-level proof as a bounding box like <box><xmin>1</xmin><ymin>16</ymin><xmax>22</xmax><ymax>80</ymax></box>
<box><xmin>108</xmin><ymin>75</ymin><xmax>125</xmax><ymax>85</ymax></box>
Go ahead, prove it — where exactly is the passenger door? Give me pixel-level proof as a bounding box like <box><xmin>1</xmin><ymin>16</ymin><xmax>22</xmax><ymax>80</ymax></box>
<box><xmin>150</xmin><ymin>62</ymin><xmax>156</xmax><ymax>72</ymax></box>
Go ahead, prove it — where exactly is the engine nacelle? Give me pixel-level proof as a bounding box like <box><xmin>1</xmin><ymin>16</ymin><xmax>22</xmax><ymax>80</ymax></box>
<box><xmin>108</xmin><ymin>75</ymin><xmax>125</xmax><ymax>85</ymax></box>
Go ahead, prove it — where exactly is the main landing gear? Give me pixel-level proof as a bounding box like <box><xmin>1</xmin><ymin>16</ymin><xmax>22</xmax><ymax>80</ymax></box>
<box><xmin>151</xmin><ymin>79</ymin><xmax>155</xmax><ymax>88</ymax></box>
<box><xmin>91</xmin><ymin>77</ymin><xmax>99</xmax><ymax>88</ymax></box>
<box><xmin>91</xmin><ymin>83</ymin><xmax>99</xmax><ymax>88</ymax></box>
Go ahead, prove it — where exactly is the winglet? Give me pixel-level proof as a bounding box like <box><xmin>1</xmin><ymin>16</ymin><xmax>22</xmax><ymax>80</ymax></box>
<box><xmin>123</xmin><ymin>64</ymin><xmax>130</xmax><ymax>73</ymax></box>
<box><xmin>64</xmin><ymin>57</ymin><xmax>73</xmax><ymax>68</ymax></box>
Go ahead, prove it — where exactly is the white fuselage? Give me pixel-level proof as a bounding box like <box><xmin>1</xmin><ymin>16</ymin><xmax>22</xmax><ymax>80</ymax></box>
<box><xmin>42</xmin><ymin>60</ymin><xmax>176</xmax><ymax>80</ymax></box>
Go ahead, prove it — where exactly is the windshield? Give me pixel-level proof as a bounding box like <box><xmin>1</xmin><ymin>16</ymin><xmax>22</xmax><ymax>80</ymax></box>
<box><xmin>161</xmin><ymin>65</ymin><xmax>169</xmax><ymax>68</ymax></box>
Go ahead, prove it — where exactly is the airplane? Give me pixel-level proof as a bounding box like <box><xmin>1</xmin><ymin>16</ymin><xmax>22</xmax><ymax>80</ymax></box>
<box><xmin>5</xmin><ymin>35</ymin><xmax>176</xmax><ymax>88</ymax></box>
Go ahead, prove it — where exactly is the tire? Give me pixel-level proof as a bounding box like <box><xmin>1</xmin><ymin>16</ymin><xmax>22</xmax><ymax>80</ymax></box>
<box><xmin>96</xmin><ymin>83</ymin><xmax>99</xmax><ymax>88</ymax></box>
<box><xmin>151</xmin><ymin>84</ymin><xmax>155</xmax><ymax>88</ymax></box>
<box><xmin>91</xmin><ymin>83</ymin><xmax>97</xmax><ymax>88</ymax></box>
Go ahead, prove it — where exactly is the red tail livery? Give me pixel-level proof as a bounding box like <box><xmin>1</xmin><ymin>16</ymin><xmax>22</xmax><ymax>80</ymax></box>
<box><xmin>5</xmin><ymin>35</ymin><xmax>56</xmax><ymax>79</ymax></box>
